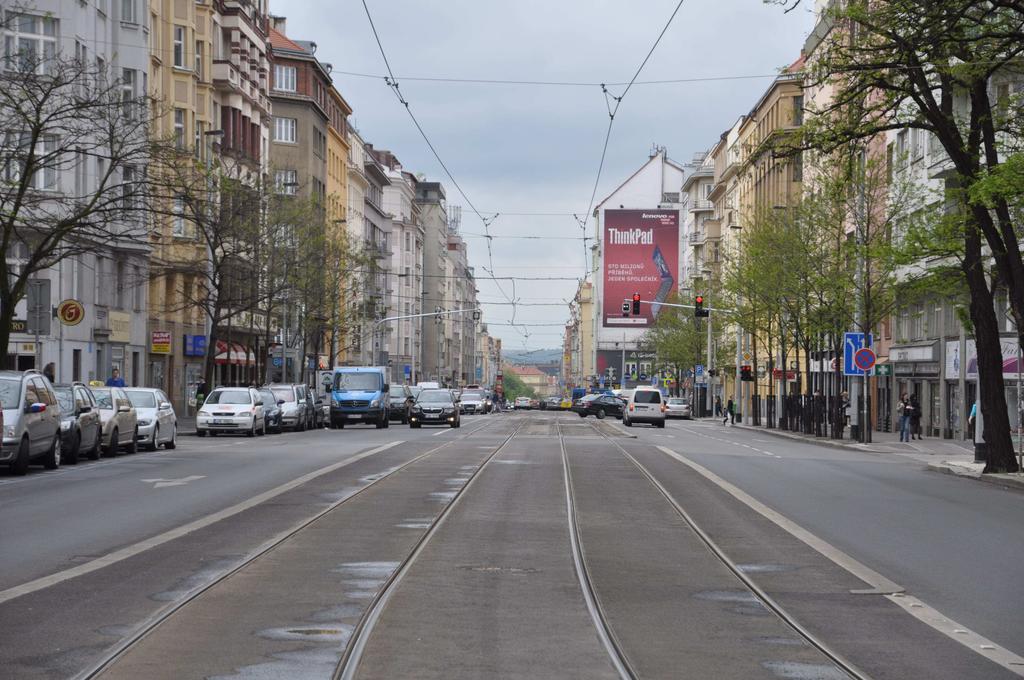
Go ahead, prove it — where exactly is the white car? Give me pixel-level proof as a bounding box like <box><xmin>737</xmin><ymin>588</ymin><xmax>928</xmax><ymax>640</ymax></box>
<box><xmin>623</xmin><ymin>387</ymin><xmax>666</xmax><ymax>428</ymax></box>
<box><xmin>197</xmin><ymin>387</ymin><xmax>266</xmax><ymax>437</ymax></box>
<box><xmin>514</xmin><ymin>396</ymin><xmax>531</xmax><ymax>410</ymax></box>
<box><xmin>125</xmin><ymin>388</ymin><xmax>178</xmax><ymax>450</ymax></box>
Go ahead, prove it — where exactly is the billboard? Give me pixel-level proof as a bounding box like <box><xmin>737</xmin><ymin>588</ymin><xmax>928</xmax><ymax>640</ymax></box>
<box><xmin>602</xmin><ymin>209</ymin><xmax>679</xmax><ymax>328</ymax></box>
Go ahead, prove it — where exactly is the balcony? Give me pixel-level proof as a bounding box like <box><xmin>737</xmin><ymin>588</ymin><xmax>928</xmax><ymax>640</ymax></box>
<box><xmin>212</xmin><ymin>60</ymin><xmax>242</xmax><ymax>93</ymax></box>
<box><xmin>688</xmin><ymin>231</ymin><xmax>705</xmax><ymax>245</ymax></box>
<box><xmin>688</xmin><ymin>199</ymin><xmax>713</xmax><ymax>213</ymax></box>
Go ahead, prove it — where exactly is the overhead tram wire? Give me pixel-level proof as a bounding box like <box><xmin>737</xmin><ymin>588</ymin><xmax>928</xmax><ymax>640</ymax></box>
<box><xmin>577</xmin><ymin>0</ymin><xmax>688</xmax><ymax>282</ymax></box>
<box><xmin>359</xmin><ymin>0</ymin><xmax>521</xmax><ymax>332</ymax></box>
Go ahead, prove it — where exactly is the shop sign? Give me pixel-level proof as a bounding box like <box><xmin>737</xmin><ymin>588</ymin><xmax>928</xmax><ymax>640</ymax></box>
<box><xmin>109</xmin><ymin>311</ymin><xmax>131</xmax><ymax>343</ymax></box>
<box><xmin>873</xmin><ymin>364</ymin><xmax>892</xmax><ymax>377</ymax></box>
<box><xmin>184</xmin><ymin>334</ymin><xmax>207</xmax><ymax>357</ymax></box>
<box><xmin>151</xmin><ymin>330</ymin><xmax>172</xmax><ymax>354</ymax></box>
<box><xmin>10</xmin><ymin>319</ymin><xmax>27</xmax><ymax>333</ymax></box>
<box><xmin>57</xmin><ymin>299</ymin><xmax>85</xmax><ymax>326</ymax></box>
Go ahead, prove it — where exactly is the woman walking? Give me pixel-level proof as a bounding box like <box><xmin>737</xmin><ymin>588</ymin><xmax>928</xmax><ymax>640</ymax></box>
<box><xmin>909</xmin><ymin>394</ymin><xmax>923</xmax><ymax>440</ymax></box>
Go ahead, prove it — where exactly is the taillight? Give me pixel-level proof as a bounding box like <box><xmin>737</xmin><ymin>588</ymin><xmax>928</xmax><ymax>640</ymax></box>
<box><xmin>629</xmin><ymin>403</ymin><xmax>634</xmax><ymax>412</ymax></box>
<box><xmin>660</xmin><ymin>403</ymin><xmax>667</xmax><ymax>413</ymax></box>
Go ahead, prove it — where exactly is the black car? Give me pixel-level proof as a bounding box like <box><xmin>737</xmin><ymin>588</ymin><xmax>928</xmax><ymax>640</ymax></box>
<box><xmin>573</xmin><ymin>394</ymin><xmax>625</xmax><ymax>420</ymax></box>
<box><xmin>53</xmin><ymin>382</ymin><xmax>102</xmax><ymax>464</ymax></box>
<box><xmin>388</xmin><ymin>384</ymin><xmax>414</xmax><ymax>423</ymax></box>
<box><xmin>258</xmin><ymin>388</ymin><xmax>283</xmax><ymax>433</ymax></box>
<box><xmin>409</xmin><ymin>389</ymin><xmax>461</xmax><ymax>428</ymax></box>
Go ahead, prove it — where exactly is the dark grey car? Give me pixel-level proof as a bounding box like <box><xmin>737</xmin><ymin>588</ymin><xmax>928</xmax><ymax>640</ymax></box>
<box><xmin>53</xmin><ymin>383</ymin><xmax>102</xmax><ymax>464</ymax></box>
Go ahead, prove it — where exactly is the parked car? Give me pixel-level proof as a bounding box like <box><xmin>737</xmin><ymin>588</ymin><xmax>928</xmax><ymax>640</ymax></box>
<box><xmin>1</xmin><ymin>370</ymin><xmax>62</xmax><ymax>474</ymax></box>
<box><xmin>623</xmin><ymin>387</ymin><xmax>666</xmax><ymax>428</ymax></box>
<box><xmin>459</xmin><ymin>389</ymin><xmax>486</xmax><ymax>415</ymax></box>
<box><xmin>269</xmin><ymin>384</ymin><xmax>308</xmax><ymax>432</ymax></box>
<box><xmin>389</xmin><ymin>384</ymin><xmax>414</xmax><ymax>423</ymax></box>
<box><xmin>304</xmin><ymin>388</ymin><xmax>323</xmax><ymax>429</ymax></box>
<box><xmin>91</xmin><ymin>387</ymin><xmax>139</xmax><ymax>455</ymax></box>
<box><xmin>409</xmin><ymin>388</ymin><xmax>461</xmax><ymax>428</ymax></box>
<box><xmin>258</xmin><ymin>388</ymin><xmax>283</xmax><ymax>433</ymax></box>
<box><xmin>196</xmin><ymin>387</ymin><xmax>266</xmax><ymax>437</ymax></box>
<box><xmin>574</xmin><ymin>394</ymin><xmax>625</xmax><ymax>420</ymax></box>
<box><xmin>530</xmin><ymin>399</ymin><xmax>540</xmax><ymax>409</ymax></box>
<box><xmin>665</xmin><ymin>397</ymin><xmax>692</xmax><ymax>419</ymax></box>
<box><xmin>514</xmin><ymin>396</ymin><xmax>532</xmax><ymax>410</ymax></box>
<box><xmin>53</xmin><ymin>382</ymin><xmax>102</xmax><ymax>463</ymax></box>
<box><xmin>125</xmin><ymin>388</ymin><xmax>178</xmax><ymax>450</ymax></box>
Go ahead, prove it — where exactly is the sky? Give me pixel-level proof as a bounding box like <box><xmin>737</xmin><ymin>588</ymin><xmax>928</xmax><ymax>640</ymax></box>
<box><xmin>279</xmin><ymin>0</ymin><xmax>818</xmax><ymax>351</ymax></box>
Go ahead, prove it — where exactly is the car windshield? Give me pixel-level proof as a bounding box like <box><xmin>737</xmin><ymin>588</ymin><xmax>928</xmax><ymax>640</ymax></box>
<box><xmin>125</xmin><ymin>390</ymin><xmax>157</xmax><ymax>408</ymax></box>
<box><xmin>634</xmin><ymin>390</ymin><xmax>662</xmax><ymax>404</ymax></box>
<box><xmin>335</xmin><ymin>372</ymin><xmax>381</xmax><ymax>391</ymax></box>
<box><xmin>205</xmin><ymin>390</ymin><xmax>251</xmax><ymax>405</ymax></box>
<box><xmin>462</xmin><ymin>391</ymin><xmax>483</xmax><ymax>400</ymax></box>
<box><xmin>259</xmin><ymin>390</ymin><xmax>276</xmax><ymax>405</ymax></box>
<box><xmin>92</xmin><ymin>389</ymin><xmax>113</xmax><ymax>409</ymax></box>
<box><xmin>668</xmin><ymin>398</ymin><xmax>686</xmax><ymax>405</ymax></box>
<box><xmin>271</xmin><ymin>387</ymin><xmax>295</xmax><ymax>402</ymax></box>
<box><xmin>0</xmin><ymin>377</ymin><xmax>20</xmax><ymax>409</ymax></box>
<box><xmin>409</xmin><ymin>387</ymin><xmax>423</xmax><ymax>399</ymax></box>
<box><xmin>54</xmin><ymin>388</ymin><xmax>74</xmax><ymax>413</ymax></box>
<box><xmin>418</xmin><ymin>390</ymin><xmax>452</xmax><ymax>404</ymax></box>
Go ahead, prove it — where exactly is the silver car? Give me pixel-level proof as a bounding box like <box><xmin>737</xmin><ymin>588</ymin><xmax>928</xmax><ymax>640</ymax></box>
<box><xmin>269</xmin><ymin>384</ymin><xmax>307</xmax><ymax>432</ymax></box>
<box><xmin>91</xmin><ymin>387</ymin><xmax>139</xmax><ymax>456</ymax></box>
<box><xmin>0</xmin><ymin>370</ymin><xmax>62</xmax><ymax>474</ymax></box>
<box><xmin>125</xmin><ymin>388</ymin><xmax>178</xmax><ymax>451</ymax></box>
<box><xmin>664</xmin><ymin>397</ymin><xmax>692</xmax><ymax>419</ymax></box>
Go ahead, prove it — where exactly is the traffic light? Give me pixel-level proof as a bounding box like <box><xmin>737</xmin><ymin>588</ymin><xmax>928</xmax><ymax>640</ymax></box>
<box><xmin>632</xmin><ymin>292</ymin><xmax>641</xmax><ymax>316</ymax></box>
<box><xmin>694</xmin><ymin>295</ymin><xmax>710</xmax><ymax>317</ymax></box>
<box><xmin>621</xmin><ymin>301</ymin><xmax>631</xmax><ymax>317</ymax></box>
<box><xmin>740</xmin><ymin>365</ymin><xmax>753</xmax><ymax>381</ymax></box>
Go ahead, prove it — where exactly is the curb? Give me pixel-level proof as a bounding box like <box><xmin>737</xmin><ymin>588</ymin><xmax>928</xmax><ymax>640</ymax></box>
<box><xmin>926</xmin><ymin>463</ymin><xmax>1024</xmax><ymax>492</ymax></box>
<box><xmin>729</xmin><ymin>422</ymin><xmax>893</xmax><ymax>453</ymax></box>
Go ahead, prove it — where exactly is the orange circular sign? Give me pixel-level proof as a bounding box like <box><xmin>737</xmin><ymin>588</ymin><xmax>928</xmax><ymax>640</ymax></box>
<box><xmin>57</xmin><ymin>299</ymin><xmax>85</xmax><ymax>326</ymax></box>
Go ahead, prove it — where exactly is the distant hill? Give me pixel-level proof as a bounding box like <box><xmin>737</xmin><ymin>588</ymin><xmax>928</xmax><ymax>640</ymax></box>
<box><xmin>503</xmin><ymin>348</ymin><xmax>562</xmax><ymax>365</ymax></box>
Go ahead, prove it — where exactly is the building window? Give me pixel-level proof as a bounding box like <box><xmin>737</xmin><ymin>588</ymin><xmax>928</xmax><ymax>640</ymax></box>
<box><xmin>312</xmin><ymin>128</ymin><xmax>326</xmax><ymax>158</ymax></box>
<box><xmin>121</xmin><ymin>165</ymin><xmax>136</xmax><ymax>211</ymax></box>
<box><xmin>274</xmin><ymin>64</ymin><xmax>296</xmax><ymax>92</ymax></box>
<box><xmin>194</xmin><ymin>40</ymin><xmax>203</xmax><ymax>79</ymax></box>
<box><xmin>172</xmin><ymin>195</ymin><xmax>186</xmax><ymax>236</ymax></box>
<box><xmin>2</xmin><ymin>13</ymin><xmax>58</xmax><ymax>74</ymax></box>
<box><xmin>133</xmin><ymin>265</ymin><xmax>143</xmax><ymax>310</ymax></box>
<box><xmin>121</xmin><ymin>68</ymin><xmax>135</xmax><ymax>118</ymax></box>
<box><xmin>273</xmin><ymin>116</ymin><xmax>296</xmax><ymax>143</ymax></box>
<box><xmin>121</xmin><ymin>0</ymin><xmax>137</xmax><ymax>24</ymax></box>
<box><xmin>274</xmin><ymin>169</ymin><xmax>297</xmax><ymax>195</ymax></box>
<box><xmin>173</xmin><ymin>108</ymin><xmax>186</xmax><ymax>148</ymax></box>
<box><xmin>173</xmin><ymin>25</ymin><xmax>185</xmax><ymax>67</ymax></box>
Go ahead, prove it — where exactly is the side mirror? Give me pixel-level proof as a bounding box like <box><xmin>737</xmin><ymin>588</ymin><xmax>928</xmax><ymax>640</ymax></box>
<box><xmin>118</xmin><ymin>403</ymin><xmax>131</xmax><ymax>413</ymax></box>
<box><xmin>25</xmin><ymin>402</ymin><xmax>46</xmax><ymax>414</ymax></box>
<box><xmin>159</xmin><ymin>402</ymin><xmax>172</xmax><ymax>410</ymax></box>
<box><xmin>79</xmin><ymin>405</ymin><xmax>92</xmax><ymax>414</ymax></box>
<box><xmin>277</xmin><ymin>399</ymin><xmax>285</xmax><ymax>405</ymax></box>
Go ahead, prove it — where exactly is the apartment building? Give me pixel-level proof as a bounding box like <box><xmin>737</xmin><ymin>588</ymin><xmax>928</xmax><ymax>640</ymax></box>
<box><xmin>2</xmin><ymin>1</ymin><xmax>150</xmax><ymax>386</ymax></box>
<box><xmin>416</xmin><ymin>181</ymin><xmax>449</xmax><ymax>383</ymax></box>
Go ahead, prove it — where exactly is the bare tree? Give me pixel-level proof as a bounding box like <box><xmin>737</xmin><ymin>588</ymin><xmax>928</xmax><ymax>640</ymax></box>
<box><xmin>0</xmin><ymin>38</ymin><xmax>155</xmax><ymax>367</ymax></box>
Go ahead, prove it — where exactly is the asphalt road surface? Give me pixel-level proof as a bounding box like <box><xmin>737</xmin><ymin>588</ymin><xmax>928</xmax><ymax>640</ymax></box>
<box><xmin>0</xmin><ymin>410</ymin><xmax>1020</xmax><ymax>679</ymax></box>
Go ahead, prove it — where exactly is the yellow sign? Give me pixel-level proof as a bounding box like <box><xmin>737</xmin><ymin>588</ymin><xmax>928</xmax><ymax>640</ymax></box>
<box><xmin>57</xmin><ymin>299</ymin><xmax>85</xmax><ymax>326</ymax></box>
<box><xmin>110</xmin><ymin>311</ymin><xmax>131</xmax><ymax>343</ymax></box>
<box><xmin>151</xmin><ymin>330</ymin><xmax>172</xmax><ymax>354</ymax></box>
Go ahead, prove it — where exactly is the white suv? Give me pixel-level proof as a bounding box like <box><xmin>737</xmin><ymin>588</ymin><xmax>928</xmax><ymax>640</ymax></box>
<box><xmin>623</xmin><ymin>387</ymin><xmax>666</xmax><ymax>428</ymax></box>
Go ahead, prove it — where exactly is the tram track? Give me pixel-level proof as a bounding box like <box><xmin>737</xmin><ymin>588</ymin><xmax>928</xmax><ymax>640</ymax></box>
<box><xmin>584</xmin><ymin>419</ymin><xmax>872</xmax><ymax>680</ymax></box>
<box><xmin>77</xmin><ymin>418</ymin><xmax>501</xmax><ymax>680</ymax></box>
<box><xmin>332</xmin><ymin>418</ymin><xmax>526</xmax><ymax>680</ymax></box>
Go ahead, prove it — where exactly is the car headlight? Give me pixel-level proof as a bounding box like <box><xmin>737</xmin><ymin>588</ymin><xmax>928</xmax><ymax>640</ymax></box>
<box><xmin>138</xmin><ymin>419</ymin><xmax>151</xmax><ymax>426</ymax></box>
<box><xmin>61</xmin><ymin>420</ymin><xmax>71</xmax><ymax>432</ymax></box>
<box><xmin>5</xmin><ymin>426</ymin><xmax>16</xmax><ymax>438</ymax></box>
<box><xmin>370</xmin><ymin>398</ymin><xmax>380</xmax><ymax>408</ymax></box>
<box><xmin>236</xmin><ymin>411</ymin><xmax>251</xmax><ymax>417</ymax></box>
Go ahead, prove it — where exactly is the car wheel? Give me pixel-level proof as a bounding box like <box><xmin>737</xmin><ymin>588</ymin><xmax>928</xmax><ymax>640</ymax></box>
<box><xmin>104</xmin><ymin>429</ymin><xmax>119</xmax><ymax>457</ymax></box>
<box><xmin>450</xmin><ymin>421</ymin><xmax>458</xmax><ymax>428</ymax></box>
<box><xmin>623</xmin><ymin>418</ymin><xmax>632</xmax><ymax>427</ymax></box>
<box><xmin>147</xmin><ymin>426</ymin><xmax>160</xmax><ymax>451</ymax></box>
<box><xmin>43</xmin><ymin>435</ymin><xmax>61</xmax><ymax>470</ymax></box>
<box><xmin>259</xmin><ymin>421</ymin><xmax>266</xmax><ymax>436</ymax></box>
<box><xmin>66</xmin><ymin>432</ymin><xmax>81</xmax><ymax>465</ymax></box>
<box><xmin>165</xmin><ymin>426</ymin><xmax>177</xmax><ymax>449</ymax></box>
<box><xmin>596</xmin><ymin>408</ymin><xmax>606</xmax><ymax>420</ymax></box>
<box><xmin>578</xmin><ymin>412</ymin><xmax>586</xmax><ymax>418</ymax></box>
<box><xmin>11</xmin><ymin>438</ymin><xmax>30</xmax><ymax>476</ymax></box>
<box><xmin>87</xmin><ymin>429</ymin><xmax>101</xmax><ymax>460</ymax></box>
<box><xmin>410</xmin><ymin>422</ymin><xmax>421</xmax><ymax>429</ymax></box>
<box><xmin>209</xmin><ymin>431</ymin><xmax>218</xmax><ymax>437</ymax></box>
<box><xmin>126</xmin><ymin>429</ymin><xmax>138</xmax><ymax>455</ymax></box>
<box><xmin>657</xmin><ymin>420</ymin><xmax>666</xmax><ymax>428</ymax></box>
<box><xmin>197</xmin><ymin>429</ymin><xmax>207</xmax><ymax>438</ymax></box>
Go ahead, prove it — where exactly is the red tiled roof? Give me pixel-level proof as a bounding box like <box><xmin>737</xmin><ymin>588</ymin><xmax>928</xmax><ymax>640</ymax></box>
<box><xmin>269</xmin><ymin>27</ymin><xmax>306</xmax><ymax>54</ymax></box>
<box><xmin>508</xmin><ymin>365</ymin><xmax>545</xmax><ymax>377</ymax></box>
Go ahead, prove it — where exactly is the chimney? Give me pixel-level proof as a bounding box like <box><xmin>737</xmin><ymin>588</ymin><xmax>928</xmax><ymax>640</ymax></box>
<box><xmin>270</xmin><ymin>15</ymin><xmax>286</xmax><ymax>34</ymax></box>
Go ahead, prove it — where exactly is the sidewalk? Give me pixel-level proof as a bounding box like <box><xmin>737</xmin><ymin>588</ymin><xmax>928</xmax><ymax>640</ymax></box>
<box><xmin>178</xmin><ymin>415</ymin><xmax>196</xmax><ymax>435</ymax></box>
<box><xmin>705</xmin><ymin>417</ymin><xmax>1024</xmax><ymax>492</ymax></box>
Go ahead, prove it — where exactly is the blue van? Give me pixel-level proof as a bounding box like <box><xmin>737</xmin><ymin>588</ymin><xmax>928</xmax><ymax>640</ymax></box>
<box><xmin>330</xmin><ymin>366</ymin><xmax>389</xmax><ymax>429</ymax></box>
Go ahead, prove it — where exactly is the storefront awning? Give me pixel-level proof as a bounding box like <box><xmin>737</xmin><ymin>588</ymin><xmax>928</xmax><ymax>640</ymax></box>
<box><xmin>214</xmin><ymin>340</ymin><xmax>255</xmax><ymax>366</ymax></box>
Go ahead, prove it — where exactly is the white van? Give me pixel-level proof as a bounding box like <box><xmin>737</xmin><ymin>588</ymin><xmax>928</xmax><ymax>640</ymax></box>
<box><xmin>623</xmin><ymin>387</ymin><xmax>666</xmax><ymax>428</ymax></box>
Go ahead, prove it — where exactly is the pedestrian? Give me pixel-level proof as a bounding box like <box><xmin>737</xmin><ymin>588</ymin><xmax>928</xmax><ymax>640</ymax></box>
<box><xmin>897</xmin><ymin>393</ymin><xmax>912</xmax><ymax>442</ymax></box>
<box><xmin>909</xmin><ymin>393</ymin><xmax>923</xmax><ymax>440</ymax></box>
<box><xmin>724</xmin><ymin>396</ymin><xmax>734</xmax><ymax>425</ymax></box>
<box><xmin>195</xmin><ymin>378</ymin><xmax>208</xmax><ymax>408</ymax></box>
<box><xmin>42</xmin><ymin>362</ymin><xmax>56</xmax><ymax>384</ymax></box>
<box><xmin>967</xmin><ymin>402</ymin><xmax>977</xmax><ymax>438</ymax></box>
<box><xmin>105</xmin><ymin>367</ymin><xmax>125</xmax><ymax>387</ymax></box>
<box><xmin>714</xmin><ymin>395</ymin><xmax>722</xmax><ymax>418</ymax></box>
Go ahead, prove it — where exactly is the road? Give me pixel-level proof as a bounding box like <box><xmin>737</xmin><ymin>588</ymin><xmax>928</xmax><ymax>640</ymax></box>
<box><xmin>0</xmin><ymin>410</ymin><xmax>1020</xmax><ymax>679</ymax></box>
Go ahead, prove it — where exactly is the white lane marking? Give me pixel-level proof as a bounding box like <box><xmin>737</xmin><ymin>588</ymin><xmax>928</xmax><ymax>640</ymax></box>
<box><xmin>431</xmin><ymin>429</ymin><xmax>452</xmax><ymax>437</ymax></box>
<box><xmin>656</xmin><ymin>445</ymin><xmax>1024</xmax><ymax>676</ymax></box>
<box><xmin>140</xmin><ymin>475</ymin><xmax>206</xmax><ymax>489</ymax></box>
<box><xmin>0</xmin><ymin>441</ymin><xmax>403</xmax><ymax>606</ymax></box>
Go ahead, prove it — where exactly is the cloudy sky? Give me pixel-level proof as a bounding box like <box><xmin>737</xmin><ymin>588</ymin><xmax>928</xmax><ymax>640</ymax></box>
<box><xmin>280</xmin><ymin>0</ymin><xmax>817</xmax><ymax>351</ymax></box>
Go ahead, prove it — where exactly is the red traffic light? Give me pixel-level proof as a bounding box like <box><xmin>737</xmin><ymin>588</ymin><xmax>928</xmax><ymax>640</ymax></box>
<box><xmin>695</xmin><ymin>296</ymin><xmax>703</xmax><ymax>304</ymax></box>
<box><xmin>632</xmin><ymin>293</ymin><xmax>641</xmax><ymax>302</ymax></box>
